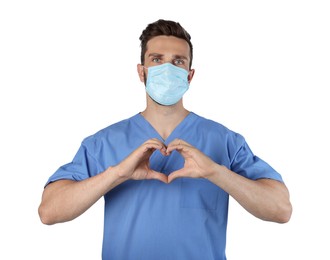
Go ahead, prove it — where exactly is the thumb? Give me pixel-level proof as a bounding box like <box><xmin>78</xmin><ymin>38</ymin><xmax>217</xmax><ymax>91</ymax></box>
<box><xmin>148</xmin><ymin>170</ymin><xmax>168</xmax><ymax>184</ymax></box>
<box><xmin>167</xmin><ymin>169</ymin><xmax>185</xmax><ymax>183</ymax></box>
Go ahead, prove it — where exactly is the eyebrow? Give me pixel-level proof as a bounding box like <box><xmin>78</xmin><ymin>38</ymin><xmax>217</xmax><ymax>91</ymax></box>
<box><xmin>173</xmin><ymin>54</ymin><xmax>188</xmax><ymax>60</ymax></box>
<box><xmin>148</xmin><ymin>53</ymin><xmax>188</xmax><ymax>60</ymax></box>
<box><xmin>148</xmin><ymin>53</ymin><xmax>163</xmax><ymax>58</ymax></box>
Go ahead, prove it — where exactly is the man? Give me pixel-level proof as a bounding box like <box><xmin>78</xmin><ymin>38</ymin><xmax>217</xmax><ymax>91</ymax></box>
<box><xmin>39</xmin><ymin>19</ymin><xmax>292</xmax><ymax>259</ymax></box>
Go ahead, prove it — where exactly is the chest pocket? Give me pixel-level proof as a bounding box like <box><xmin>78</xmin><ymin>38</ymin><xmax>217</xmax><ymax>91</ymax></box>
<box><xmin>180</xmin><ymin>178</ymin><xmax>220</xmax><ymax>210</ymax></box>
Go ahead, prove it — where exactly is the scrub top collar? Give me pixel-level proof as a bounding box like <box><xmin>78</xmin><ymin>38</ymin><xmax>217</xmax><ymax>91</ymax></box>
<box><xmin>134</xmin><ymin>112</ymin><xmax>197</xmax><ymax>144</ymax></box>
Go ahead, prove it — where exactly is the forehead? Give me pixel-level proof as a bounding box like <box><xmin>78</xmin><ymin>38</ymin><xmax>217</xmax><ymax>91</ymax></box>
<box><xmin>145</xmin><ymin>36</ymin><xmax>190</xmax><ymax>57</ymax></box>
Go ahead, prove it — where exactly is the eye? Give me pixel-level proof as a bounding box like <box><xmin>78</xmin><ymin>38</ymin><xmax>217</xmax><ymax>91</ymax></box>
<box><xmin>152</xmin><ymin>57</ymin><xmax>161</xmax><ymax>63</ymax></box>
<box><xmin>173</xmin><ymin>59</ymin><xmax>184</xmax><ymax>65</ymax></box>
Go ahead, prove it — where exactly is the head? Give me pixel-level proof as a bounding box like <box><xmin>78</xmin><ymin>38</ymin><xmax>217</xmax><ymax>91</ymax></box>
<box><xmin>137</xmin><ymin>19</ymin><xmax>195</xmax><ymax>106</ymax></box>
<box><xmin>139</xmin><ymin>19</ymin><xmax>193</xmax><ymax>69</ymax></box>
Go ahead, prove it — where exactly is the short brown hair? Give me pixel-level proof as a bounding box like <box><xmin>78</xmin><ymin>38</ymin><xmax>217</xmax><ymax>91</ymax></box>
<box><xmin>139</xmin><ymin>19</ymin><xmax>193</xmax><ymax>68</ymax></box>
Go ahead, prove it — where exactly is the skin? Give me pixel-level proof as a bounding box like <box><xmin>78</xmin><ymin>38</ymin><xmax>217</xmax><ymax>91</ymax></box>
<box><xmin>38</xmin><ymin>35</ymin><xmax>292</xmax><ymax>225</ymax></box>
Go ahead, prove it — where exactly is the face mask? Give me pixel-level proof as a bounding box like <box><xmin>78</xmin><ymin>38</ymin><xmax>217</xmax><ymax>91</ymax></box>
<box><xmin>145</xmin><ymin>63</ymin><xmax>189</xmax><ymax>106</ymax></box>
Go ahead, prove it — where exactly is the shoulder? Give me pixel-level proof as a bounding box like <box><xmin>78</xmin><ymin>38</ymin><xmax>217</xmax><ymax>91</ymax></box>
<box><xmin>81</xmin><ymin>114</ymin><xmax>139</xmax><ymax>147</ymax></box>
<box><xmin>191</xmin><ymin>112</ymin><xmax>244</xmax><ymax>143</ymax></box>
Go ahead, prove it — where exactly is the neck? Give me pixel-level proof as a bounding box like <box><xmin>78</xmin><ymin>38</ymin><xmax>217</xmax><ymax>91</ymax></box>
<box><xmin>141</xmin><ymin>99</ymin><xmax>189</xmax><ymax>140</ymax></box>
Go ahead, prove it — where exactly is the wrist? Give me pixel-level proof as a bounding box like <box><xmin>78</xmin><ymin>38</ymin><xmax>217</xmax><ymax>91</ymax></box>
<box><xmin>205</xmin><ymin>164</ymin><xmax>227</xmax><ymax>181</ymax></box>
<box><xmin>106</xmin><ymin>166</ymin><xmax>130</xmax><ymax>183</ymax></box>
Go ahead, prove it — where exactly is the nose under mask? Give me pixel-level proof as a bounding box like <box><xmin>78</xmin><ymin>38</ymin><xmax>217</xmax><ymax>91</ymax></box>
<box><xmin>145</xmin><ymin>63</ymin><xmax>189</xmax><ymax>106</ymax></box>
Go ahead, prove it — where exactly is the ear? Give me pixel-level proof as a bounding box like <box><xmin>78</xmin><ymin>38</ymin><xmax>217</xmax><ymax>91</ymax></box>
<box><xmin>137</xmin><ymin>64</ymin><xmax>145</xmax><ymax>83</ymax></box>
<box><xmin>188</xmin><ymin>69</ymin><xmax>195</xmax><ymax>84</ymax></box>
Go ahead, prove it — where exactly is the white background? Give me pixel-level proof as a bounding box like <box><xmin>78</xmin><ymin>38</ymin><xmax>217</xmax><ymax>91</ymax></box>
<box><xmin>1</xmin><ymin>0</ymin><xmax>329</xmax><ymax>259</ymax></box>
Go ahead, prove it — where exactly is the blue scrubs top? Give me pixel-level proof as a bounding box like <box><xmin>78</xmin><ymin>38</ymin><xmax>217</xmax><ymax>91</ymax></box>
<box><xmin>46</xmin><ymin>112</ymin><xmax>283</xmax><ymax>260</ymax></box>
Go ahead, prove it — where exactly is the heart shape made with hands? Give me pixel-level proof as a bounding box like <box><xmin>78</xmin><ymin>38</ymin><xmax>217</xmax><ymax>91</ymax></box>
<box><xmin>146</xmin><ymin>144</ymin><xmax>185</xmax><ymax>184</ymax></box>
<box><xmin>137</xmin><ymin>138</ymin><xmax>212</xmax><ymax>184</ymax></box>
<box><xmin>127</xmin><ymin>138</ymin><xmax>188</xmax><ymax>184</ymax></box>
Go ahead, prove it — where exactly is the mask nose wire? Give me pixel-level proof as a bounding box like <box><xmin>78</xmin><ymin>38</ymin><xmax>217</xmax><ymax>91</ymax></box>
<box><xmin>143</xmin><ymin>62</ymin><xmax>172</xmax><ymax>70</ymax></box>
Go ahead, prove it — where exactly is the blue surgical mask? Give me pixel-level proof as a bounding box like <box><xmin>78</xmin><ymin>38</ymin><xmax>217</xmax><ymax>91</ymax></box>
<box><xmin>145</xmin><ymin>63</ymin><xmax>189</xmax><ymax>106</ymax></box>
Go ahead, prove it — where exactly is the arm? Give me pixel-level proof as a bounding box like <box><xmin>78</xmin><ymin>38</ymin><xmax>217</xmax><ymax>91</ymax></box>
<box><xmin>207</xmin><ymin>166</ymin><xmax>292</xmax><ymax>223</ymax></box>
<box><xmin>38</xmin><ymin>138</ymin><xmax>168</xmax><ymax>225</ymax></box>
<box><xmin>166</xmin><ymin>139</ymin><xmax>292</xmax><ymax>223</ymax></box>
<box><xmin>38</xmin><ymin>169</ymin><xmax>125</xmax><ymax>225</ymax></box>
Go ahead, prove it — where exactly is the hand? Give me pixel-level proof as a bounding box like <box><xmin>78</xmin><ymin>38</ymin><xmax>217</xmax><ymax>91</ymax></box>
<box><xmin>114</xmin><ymin>138</ymin><xmax>168</xmax><ymax>183</ymax></box>
<box><xmin>166</xmin><ymin>139</ymin><xmax>217</xmax><ymax>183</ymax></box>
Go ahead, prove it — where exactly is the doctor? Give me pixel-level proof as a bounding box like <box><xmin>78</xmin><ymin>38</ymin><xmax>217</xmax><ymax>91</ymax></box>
<box><xmin>39</xmin><ymin>19</ymin><xmax>292</xmax><ymax>260</ymax></box>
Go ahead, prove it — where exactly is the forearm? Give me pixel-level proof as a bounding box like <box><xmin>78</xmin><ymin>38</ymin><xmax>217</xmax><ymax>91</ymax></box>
<box><xmin>207</xmin><ymin>164</ymin><xmax>292</xmax><ymax>223</ymax></box>
<box><xmin>38</xmin><ymin>166</ymin><xmax>127</xmax><ymax>225</ymax></box>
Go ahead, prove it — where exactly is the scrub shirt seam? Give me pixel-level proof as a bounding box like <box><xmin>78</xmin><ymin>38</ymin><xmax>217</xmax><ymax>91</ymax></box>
<box><xmin>229</xmin><ymin>139</ymin><xmax>246</xmax><ymax>170</ymax></box>
<box><xmin>82</xmin><ymin>142</ymin><xmax>103</xmax><ymax>175</ymax></box>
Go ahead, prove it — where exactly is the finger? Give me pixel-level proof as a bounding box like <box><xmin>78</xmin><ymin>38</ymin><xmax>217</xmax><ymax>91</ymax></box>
<box><xmin>147</xmin><ymin>170</ymin><xmax>168</xmax><ymax>184</ymax></box>
<box><xmin>146</xmin><ymin>139</ymin><xmax>168</xmax><ymax>156</ymax></box>
<box><xmin>166</xmin><ymin>143</ymin><xmax>192</xmax><ymax>156</ymax></box>
<box><xmin>143</xmin><ymin>139</ymin><xmax>167</xmax><ymax>153</ymax></box>
<box><xmin>167</xmin><ymin>169</ymin><xmax>186</xmax><ymax>183</ymax></box>
<box><xmin>166</xmin><ymin>138</ymin><xmax>186</xmax><ymax>154</ymax></box>
<box><xmin>144</xmin><ymin>140</ymin><xmax>164</xmax><ymax>149</ymax></box>
<box><xmin>167</xmin><ymin>138</ymin><xmax>188</xmax><ymax>146</ymax></box>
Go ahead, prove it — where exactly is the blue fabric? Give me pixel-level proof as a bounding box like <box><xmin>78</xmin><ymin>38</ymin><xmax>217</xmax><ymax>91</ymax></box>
<box><xmin>46</xmin><ymin>112</ymin><xmax>283</xmax><ymax>260</ymax></box>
